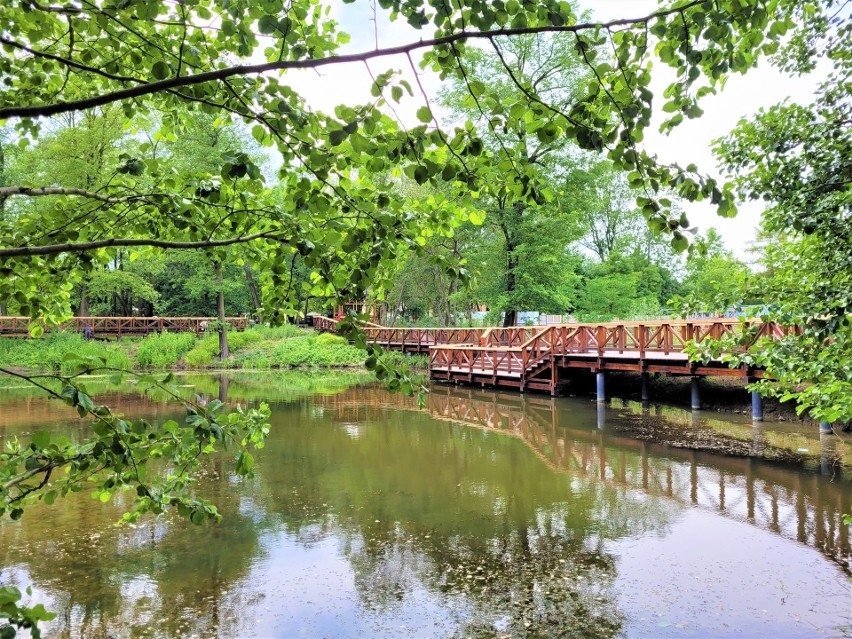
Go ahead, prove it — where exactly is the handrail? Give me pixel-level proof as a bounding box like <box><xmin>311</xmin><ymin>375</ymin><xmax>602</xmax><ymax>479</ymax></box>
<box><xmin>312</xmin><ymin>315</ymin><xmax>790</xmax><ymax>361</ymax></box>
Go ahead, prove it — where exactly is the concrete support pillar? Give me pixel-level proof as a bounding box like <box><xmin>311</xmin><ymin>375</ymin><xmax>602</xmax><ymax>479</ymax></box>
<box><xmin>690</xmin><ymin>376</ymin><xmax>701</xmax><ymax>411</ymax></box>
<box><xmin>596</xmin><ymin>372</ymin><xmax>606</xmax><ymax>403</ymax></box>
<box><xmin>641</xmin><ymin>372</ymin><xmax>650</xmax><ymax>403</ymax></box>
<box><xmin>819</xmin><ymin>421</ymin><xmax>832</xmax><ymax>434</ymax></box>
<box><xmin>751</xmin><ymin>391</ymin><xmax>764</xmax><ymax>422</ymax></box>
<box><xmin>597</xmin><ymin>402</ymin><xmax>606</xmax><ymax>430</ymax></box>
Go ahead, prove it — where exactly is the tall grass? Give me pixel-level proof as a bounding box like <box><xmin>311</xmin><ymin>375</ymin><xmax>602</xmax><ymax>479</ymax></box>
<box><xmin>0</xmin><ymin>332</ymin><xmax>131</xmax><ymax>373</ymax></box>
<box><xmin>183</xmin><ymin>325</ymin><xmax>306</xmax><ymax>367</ymax></box>
<box><xmin>0</xmin><ymin>324</ymin><xmax>366</xmax><ymax>372</ymax></box>
<box><xmin>135</xmin><ymin>332</ymin><xmax>197</xmax><ymax>367</ymax></box>
<box><xmin>266</xmin><ymin>333</ymin><xmax>364</xmax><ymax>367</ymax></box>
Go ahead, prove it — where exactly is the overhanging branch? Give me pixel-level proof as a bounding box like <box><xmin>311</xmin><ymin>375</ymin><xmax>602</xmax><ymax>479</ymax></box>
<box><xmin>0</xmin><ymin>186</ymin><xmax>140</xmax><ymax>203</ymax></box>
<box><xmin>0</xmin><ymin>0</ymin><xmax>704</xmax><ymax>120</ymax></box>
<box><xmin>0</xmin><ymin>230</ymin><xmax>284</xmax><ymax>258</ymax></box>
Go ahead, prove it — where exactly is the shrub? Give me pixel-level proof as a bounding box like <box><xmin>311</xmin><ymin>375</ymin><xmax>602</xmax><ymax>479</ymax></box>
<box><xmin>270</xmin><ymin>334</ymin><xmax>363</xmax><ymax>367</ymax></box>
<box><xmin>315</xmin><ymin>332</ymin><xmax>346</xmax><ymax>346</ymax></box>
<box><xmin>183</xmin><ymin>335</ymin><xmax>219</xmax><ymax>367</ymax></box>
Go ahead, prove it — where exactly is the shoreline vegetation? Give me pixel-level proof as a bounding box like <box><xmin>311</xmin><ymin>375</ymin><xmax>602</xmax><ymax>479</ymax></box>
<box><xmin>0</xmin><ymin>326</ymin><xmax>429</xmax><ymax>375</ymax></box>
<box><xmin>0</xmin><ymin>326</ymin><xmax>807</xmax><ymax>421</ymax></box>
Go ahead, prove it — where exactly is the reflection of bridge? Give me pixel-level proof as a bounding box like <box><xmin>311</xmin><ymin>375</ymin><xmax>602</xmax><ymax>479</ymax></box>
<box><xmin>312</xmin><ymin>317</ymin><xmax>791</xmax><ymax>406</ymax></box>
<box><xmin>0</xmin><ymin>316</ymin><xmax>249</xmax><ymax>338</ymax></box>
<box><xmin>314</xmin><ymin>386</ymin><xmax>851</xmax><ymax>572</ymax></box>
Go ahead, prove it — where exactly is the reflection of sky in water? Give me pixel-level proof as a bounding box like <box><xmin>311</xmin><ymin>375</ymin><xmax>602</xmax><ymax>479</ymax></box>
<box><xmin>611</xmin><ymin>509</ymin><xmax>852</xmax><ymax>637</ymax></box>
<box><xmin>340</xmin><ymin>422</ymin><xmax>362</xmax><ymax>439</ymax></box>
<box><xmin>0</xmin><ymin>375</ymin><xmax>849</xmax><ymax>638</ymax></box>
<box><xmin>243</xmin><ymin>531</ymin><xmax>458</xmax><ymax>638</ymax></box>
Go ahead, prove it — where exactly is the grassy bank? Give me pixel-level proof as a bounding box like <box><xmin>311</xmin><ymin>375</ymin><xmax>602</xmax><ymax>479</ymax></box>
<box><xmin>0</xmin><ymin>327</ymin><xmax>428</xmax><ymax>374</ymax></box>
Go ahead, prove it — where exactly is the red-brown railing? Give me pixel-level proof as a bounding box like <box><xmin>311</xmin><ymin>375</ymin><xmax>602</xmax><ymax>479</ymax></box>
<box><xmin>314</xmin><ymin>315</ymin><xmax>794</xmax><ymax>380</ymax></box>
<box><xmin>0</xmin><ymin>316</ymin><xmax>249</xmax><ymax>337</ymax></box>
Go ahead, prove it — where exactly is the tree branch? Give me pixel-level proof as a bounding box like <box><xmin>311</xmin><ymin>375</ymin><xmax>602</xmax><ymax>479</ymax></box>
<box><xmin>0</xmin><ymin>0</ymin><xmax>705</xmax><ymax>120</ymax></box>
<box><xmin>0</xmin><ymin>185</ymin><xmax>142</xmax><ymax>203</ymax></box>
<box><xmin>0</xmin><ymin>230</ymin><xmax>285</xmax><ymax>258</ymax></box>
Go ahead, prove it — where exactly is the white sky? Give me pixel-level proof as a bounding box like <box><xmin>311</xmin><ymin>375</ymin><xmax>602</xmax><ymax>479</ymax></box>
<box><xmin>278</xmin><ymin>0</ymin><xmax>828</xmax><ymax>260</ymax></box>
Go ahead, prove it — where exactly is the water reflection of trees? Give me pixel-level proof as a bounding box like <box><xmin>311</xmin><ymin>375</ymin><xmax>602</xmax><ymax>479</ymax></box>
<box><xmin>256</xmin><ymin>402</ymin><xmax>679</xmax><ymax>638</ymax></box>
<box><xmin>2</xmin><ymin>375</ymin><xmax>849</xmax><ymax>637</ymax></box>
<box><xmin>0</xmin><ymin>454</ymin><xmax>267</xmax><ymax>638</ymax></box>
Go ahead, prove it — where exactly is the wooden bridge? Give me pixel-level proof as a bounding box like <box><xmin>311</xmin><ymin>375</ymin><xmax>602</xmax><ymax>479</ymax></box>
<box><xmin>0</xmin><ymin>316</ymin><xmax>249</xmax><ymax>338</ymax></box>
<box><xmin>312</xmin><ymin>316</ymin><xmax>792</xmax><ymax>401</ymax></box>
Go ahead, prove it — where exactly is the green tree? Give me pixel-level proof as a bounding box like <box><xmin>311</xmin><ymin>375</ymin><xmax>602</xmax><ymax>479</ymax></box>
<box><xmin>85</xmin><ymin>268</ymin><xmax>160</xmax><ymax>316</ymax></box>
<box><xmin>0</xmin><ymin>0</ymin><xmax>844</xmax><ymax>630</ymax></box>
<box><xmin>438</xmin><ymin>34</ymin><xmax>592</xmax><ymax>325</ymax></box>
<box><xmin>705</xmin><ymin>18</ymin><xmax>852</xmax><ymax>422</ymax></box>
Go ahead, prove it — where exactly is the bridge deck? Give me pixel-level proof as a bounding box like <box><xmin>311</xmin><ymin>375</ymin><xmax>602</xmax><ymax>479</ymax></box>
<box><xmin>313</xmin><ymin>315</ymin><xmax>792</xmax><ymax>395</ymax></box>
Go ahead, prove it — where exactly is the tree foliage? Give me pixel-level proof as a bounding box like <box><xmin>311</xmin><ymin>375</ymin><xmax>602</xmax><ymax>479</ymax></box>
<box><xmin>0</xmin><ymin>0</ymin><xmax>847</xmax><ymax>629</ymax></box>
<box><xmin>690</xmin><ymin>13</ymin><xmax>851</xmax><ymax>422</ymax></box>
<box><xmin>1</xmin><ymin>0</ymin><xmax>828</xmax><ymax>325</ymax></box>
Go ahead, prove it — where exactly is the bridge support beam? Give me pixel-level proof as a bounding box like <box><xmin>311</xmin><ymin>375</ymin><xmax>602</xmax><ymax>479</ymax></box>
<box><xmin>690</xmin><ymin>376</ymin><xmax>701</xmax><ymax>411</ymax></box>
<box><xmin>596</xmin><ymin>372</ymin><xmax>606</xmax><ymax>403</ymax></box>
<box><xmin>751</xmin><ymin>391</ymin><xmax>764</xmax><ymax>422</ymax></box>
<box><xmin>640</xmin><ymin>372</ymin><xmax>650</xmax><ymax>403</ymax></box>
<box><xmin>819</xmin><ymin>421</ymin><xmax>833</xmax><ymax>434</ymax></box>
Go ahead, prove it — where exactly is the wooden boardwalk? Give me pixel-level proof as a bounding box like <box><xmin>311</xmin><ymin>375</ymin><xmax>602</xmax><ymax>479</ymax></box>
<box><xmin>0</xmin><ymin>316</ymin><xmax>249</xmax><ymax>338</ymax></box>
<box><xmin>313</xmin><ymin>315</ymin><xmax>794</xmax><ymax>396</ymax></box>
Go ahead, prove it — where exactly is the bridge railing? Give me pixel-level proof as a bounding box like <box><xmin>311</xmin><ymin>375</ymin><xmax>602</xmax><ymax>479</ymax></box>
<box><xmin>430</xmin><ymin>344</ymin><xmax>524</xmax><ymax>376</ymax></box>
<box><xmin>311</xmin><ymin>315</ymin><xmax>793</xmax><ymax>365</ymax></box>
<box><xmin>0</xmin><ymin>316</ymin><xmax>249</xmax><ymax>337</ymax></box>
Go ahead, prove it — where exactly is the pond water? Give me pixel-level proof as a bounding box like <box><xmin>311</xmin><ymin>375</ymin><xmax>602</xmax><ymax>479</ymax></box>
<box><xmin>0</xmin><ymin>372</ymin><xmax>850</xmax><ymax>638</ymax></box>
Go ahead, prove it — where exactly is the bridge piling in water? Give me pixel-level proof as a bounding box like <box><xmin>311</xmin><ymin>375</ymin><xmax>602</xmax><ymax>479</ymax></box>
<box><xmin>596</xmin><ymin>372</ymin><xmax>606</xmax><ymax>403</ymax></box>
<box><xmin>690</xmin><ymin>376</ymin><xmax>701</xmax><ymax>410</ymax></box>
<box><xmin>752</xmin><ymin>390</ymin><xmax>764</xmax><ymax>422</ymax></box>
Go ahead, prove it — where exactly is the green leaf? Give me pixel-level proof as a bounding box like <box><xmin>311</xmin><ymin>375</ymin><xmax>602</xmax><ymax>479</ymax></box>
<box><xmin>258</xmin><ymin>15</ymin><xmax>278</xmax><ymax>34</ymax></box>
<box><xmin>416</xmin><ymin>106</ymin><xmax>432</xmax><ymax>123</ymax></box>
<box><xmin>151</xmin><ymin>60</ymin><xmax>169</xmax><ymax>80</ymax></box>
<box><xmin>31</xmin><ymin>431</ymin><xmax>50</xmax><ymax>449</ymax></box>
<box><xmin>671</xmin><ymin>233</ymin><xmax>689</xmax><ymax>252</ymax></box>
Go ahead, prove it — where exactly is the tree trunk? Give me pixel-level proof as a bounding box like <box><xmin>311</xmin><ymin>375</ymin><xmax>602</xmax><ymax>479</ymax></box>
<box><xmin>447</xmin><ymin>277</ymin><xmax>457</xmax><ymax>327</ymax></box>
<box><xmin>78</xmin><ymin>286</ymin><xmax>89</xmax><ymax>317</ymax></box>
<box><xmin>499</xmin><ymin>209</ymin><xmax>520</xmax><ymax>328</ymax></box>
<box><xmin>215</xmin><ymin>261</ymin><xmax>229</xmax><ymax>360</ymax></box>
<box><xmin>243</xmin><ymin>262</ymin><xmax>261</xmax><ymax>312</ymax></box>
<box><xmin>503</xmin><ymin>250</ymin><xmax>518</xmax><ymax>327</ymax></box>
